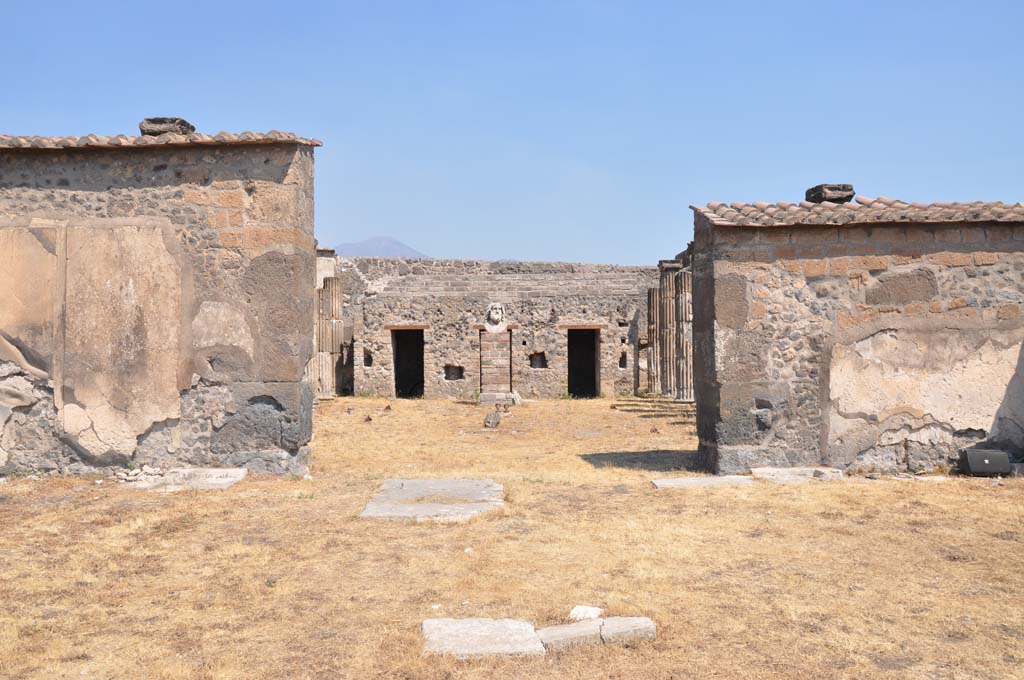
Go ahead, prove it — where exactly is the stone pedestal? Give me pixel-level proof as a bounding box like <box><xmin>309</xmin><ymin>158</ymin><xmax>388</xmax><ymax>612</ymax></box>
<box><xmin>479</xmin><ymin>330</ymin><xmax>513</xmax><ymax>404</ymax></box>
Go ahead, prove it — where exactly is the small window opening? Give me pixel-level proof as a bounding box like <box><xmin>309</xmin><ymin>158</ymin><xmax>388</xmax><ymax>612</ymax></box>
<box><xmin>618</xmin><ymin>320</ymin><xmax>629</xmax><ymax>327</ymax></box>
<box><xmin>619</xmin><ymin>352</ymin><xmax>628</xmax><ymax>368</ymax></box>
<box><xmin>529</xmin><ymin>352</ymin><xmax>548</xmax><ymax>369</ymax></box>
<box><xmin>363</xmin><ymin>349</ymin><xmax>373</xmax><ymax>367</ymax></box>
<box><xmin>444</xmin><ymin>365</ymin><xmax>465</xmax><ymax>381</ymax></box>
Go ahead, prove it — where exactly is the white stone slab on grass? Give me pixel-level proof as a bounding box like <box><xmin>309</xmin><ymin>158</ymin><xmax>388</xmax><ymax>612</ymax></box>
<box><xmin>751</xmin><ymin>467</ymin><xmax>846</xmax><ymax>484</ymax></box>
<box><xmin>600</xmin><ymin>617</ymin><xmax>657</xmax><ymax>644</ymax></box>
<box><xmin>361</xmin><ymin>479</ymin><xmax>504</xmax><ymax>522</ymax></box>
<box><xmin>422</xmin><ymin>618</ymin><xmax>545</xmax><ymax>657</ymax></box>
<box><xmin>127</xmin><ymin>468</ymin><xmax>248</xmax><ymax>492</ymax></box>
<box><xmin>652</xmin><ymin>475</ymin><xmax>753</xmax><ymax>489</ymax></box>
<box><xmin>537</xmin><ymin>620</ymin><xmax>603</xmax><ymax>651</ymax></box>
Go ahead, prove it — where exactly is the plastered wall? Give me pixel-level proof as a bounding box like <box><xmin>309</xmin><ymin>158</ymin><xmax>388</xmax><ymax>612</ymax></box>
<box><xmin>0</xmin><ymin>142</ymin><xmax>316</xmax><ymax>474</ymax></box>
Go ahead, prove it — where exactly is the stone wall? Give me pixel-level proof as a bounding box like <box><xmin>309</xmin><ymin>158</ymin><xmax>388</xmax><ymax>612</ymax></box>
<box><xmin>322</xmin><ymin>257</ymin><xmax>657</xmax><ymax>400</ymax></box>
<box><xmin>692</xmin><ymin>211</ymin><xmax>1024</xmax><ymax>474</ymax></box>
<box><xmin>0</xmin><ymin>138</ymin><xmax>317</xmax><ymax>475</ymax></box>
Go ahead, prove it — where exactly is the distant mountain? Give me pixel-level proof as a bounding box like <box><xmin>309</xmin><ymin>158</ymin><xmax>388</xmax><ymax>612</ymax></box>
<box><xmin>334</xmin><ymin>236</ymin><xmax>428</xmax><ymax>258</ymax></box>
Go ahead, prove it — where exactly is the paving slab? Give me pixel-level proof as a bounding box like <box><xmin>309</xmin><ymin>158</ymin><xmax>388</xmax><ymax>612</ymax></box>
<box><xmin>652</xmin><ymin>475</ymin><xmax>753</xmax><ymax>489</ymax></box>
<box><xmin>422</xmin><ymin>618</ymin><xmax>545</xmax><ymax>657</ymax></box>
<box><xmin>538</xmin><ymin>619</ymin><xmax>603</xmax><ymax>651</ymax></box>
<box><xmin>361</xmin><ymin>479</ymin><xmax>504</xmax><ymax>522</ymax></box>
<box><xmin>127</xmin><ymin>468</ymin><xmax>247</xmax><ymax>492</ymax></box>
<box><xmin>751</xmin><ymin>467</ymin><xmax>845</xmax><ymax>484</ymax></box>
<box><xmin>600</xmin><ymin>616</ymin><xmax>657</xmax><ymax>644</ymax></box>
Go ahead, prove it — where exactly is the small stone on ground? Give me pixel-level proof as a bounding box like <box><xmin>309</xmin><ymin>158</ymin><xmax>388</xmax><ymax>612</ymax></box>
<box><xmin>569</xmin><ymin>605</ymin><xmax>604</xmax><ymax>621</ymax></box>
<box><xmin>361</xmin><ymin>479</ymin><xmax>504</xmax><ymax>522</ymax></box>
<box><xmin>600</xmin><ymin>617</ymin><xmax>657</xmax><ymax>644</ymax></box>
<box><xmin>422</xmin><ymin>618</ymin><xmax>545</xmax><ymax>657</ymax></box>
<box><xmin>537</xmin><ymin>619</ymin><xmax>603</xmax><ymax>651</ymax></box>
<box><xmin>653</xmin><ymin>476</ymin><xmax>753</xmax><ymax>489</ymax></box>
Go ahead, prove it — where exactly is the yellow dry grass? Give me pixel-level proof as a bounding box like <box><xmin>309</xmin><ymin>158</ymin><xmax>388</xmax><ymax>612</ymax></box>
<box><xmin>1</xmin><ymin>396</ymin><xmax>1022</xmax><ymax>679</ymax></box>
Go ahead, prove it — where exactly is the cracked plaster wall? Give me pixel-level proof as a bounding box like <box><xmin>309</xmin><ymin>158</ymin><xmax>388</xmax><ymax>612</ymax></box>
<box><xmin>692</xmin><ymin>214</ymin><xmax>1024</xmax><ymax>473</ymax></box>
<box><xmin>0</xmin><ymin>143</ymin><xmax>315</xmax><ymax>475</ymax></box>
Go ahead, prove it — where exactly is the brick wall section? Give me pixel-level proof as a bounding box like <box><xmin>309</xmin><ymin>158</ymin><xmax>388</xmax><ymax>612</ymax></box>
<box><xmin>479</xmin><ymin>331</ymin><xmax>513</xmax><ymax>401</ymax></box>
<box><xmin>693</xmin><ymin>213</ymin><xmax>1024</xmax><ymax>474</ymax></box>
<box><xmin>329</xmin><ymin>257</ymin><xmax>658</xmax><ymax>399</ymax></box>
<box><xmin>0</xmin><ymin>142</ymin><xmax>316</xmax><ymax>475</ymax></box>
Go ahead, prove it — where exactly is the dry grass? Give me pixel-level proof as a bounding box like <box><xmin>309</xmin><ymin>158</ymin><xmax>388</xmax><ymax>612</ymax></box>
<box><xmin>1</xmin><ymin>396</ymin><xmax>1023</xmax><ymax>679</ymax></box>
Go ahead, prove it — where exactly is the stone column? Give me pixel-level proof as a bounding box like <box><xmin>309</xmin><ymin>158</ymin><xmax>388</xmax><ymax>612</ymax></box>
<box><xmin>647</xmin><ymin>287</ymin><xmax>659</xmax><ymax>394</ymax></box>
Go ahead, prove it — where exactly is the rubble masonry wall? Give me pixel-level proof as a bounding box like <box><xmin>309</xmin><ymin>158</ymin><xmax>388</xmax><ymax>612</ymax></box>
<box><xmin>330</xmin><ymin>257</ymin><xmax>658</xmax><ymax>399</ymax></box>
<box><xmin>0</xmin><ymin>143</ymin><xmax>316</xmax><ymax>475</ymax></box>
<box><xmin>692</xmin><ymin>215</ymin><xmax>1024</xmax><ymax>474</ymax></box>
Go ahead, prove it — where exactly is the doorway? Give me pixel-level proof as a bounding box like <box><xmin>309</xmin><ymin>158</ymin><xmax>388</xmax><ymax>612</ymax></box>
<box><xmin>567</xmin><ymin>329</ymin><xmax>600</xmax><ymax>398</ymax></box>
<box><xmin>392</xmin><ymin>329</ymin><xmax>424</xmax><ymax>398</ymax></box>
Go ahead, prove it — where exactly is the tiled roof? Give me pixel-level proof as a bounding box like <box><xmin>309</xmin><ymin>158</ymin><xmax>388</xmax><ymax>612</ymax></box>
<box><xmin>692</xmin><ymin>196</ymin><xmax>1024</xmax><ymax>227</ymax></box>
<box><xmin>0</xmin><ymin>130</ymin><xmax>322</xmax><ymax>150</ymax></box>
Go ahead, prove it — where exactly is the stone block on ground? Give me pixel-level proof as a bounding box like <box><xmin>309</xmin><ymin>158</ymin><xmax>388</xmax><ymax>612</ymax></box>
<box><xmin>127</xmin><ymin>467</ymin><xmax>248</xmax><ymax>492</ymax></box>
<box><xmin>422</xmin><ymin>618</ymin><xmax>545</xmax><ymax>657</ymax></box>
<box><xmin>600</xmin><ymin>617</ymin><xmax>657</xmax><ymax>645</ymax></box>
<box><xmin>361</xmin><ymin>479</ymin><xmax>504</xmax><ymax>522</ymax></box>
<box><xmin>569</xmin><ymin>605</ymin><xmax>604</xmax><ymax>621</ymax></box>
<box><xmin>752</xmin><ymin>467</ymin><xmax>845</xmax><ymax>484</ymax></box>
<box><xmin>537</xmin><ymin>620</ymin><xmax>603</xmax><ymax>651</ymax></box>
<box><xmin>652</xmin><ymin>475</ymin><xmax>753</xmax><ymax>489</ymax></box>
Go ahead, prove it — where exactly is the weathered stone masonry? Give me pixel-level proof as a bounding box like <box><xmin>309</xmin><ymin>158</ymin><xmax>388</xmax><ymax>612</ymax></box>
<box><xmin>692</xmin><ymin>195</ymin><xmax>1024</xmax><ymax>474</ymax></box>
<box><xmin>0</xmin><ymin>130</ymin><xmax>319</xmax><ymax>475</ymax></box>
<box><xmin>646</xmin><ymin>258</ymin><xmax>694</xmax><ymax>401</ymax></box>
<box><xmin>315</xmin><ymin>257</ymin><xmax>658</xmax><ymax>400</ymax></box>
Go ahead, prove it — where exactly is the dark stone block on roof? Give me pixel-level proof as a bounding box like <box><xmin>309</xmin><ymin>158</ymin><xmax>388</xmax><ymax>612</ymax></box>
<box><xmin>806</xmin><ymin>184</ymin><xmax>855</xmax><ymax>204</ymax></box>
<box><xmin>140</xmin><ymin>117</ymin><xmax>196</xmax><ymax>136</ymax></box>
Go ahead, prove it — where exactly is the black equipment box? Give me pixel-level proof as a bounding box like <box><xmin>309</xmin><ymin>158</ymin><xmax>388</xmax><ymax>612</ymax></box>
<box><xmin>959</xmin><ymin>449</ymin><xmax>1011</xmax><ymax>477</ymax></box>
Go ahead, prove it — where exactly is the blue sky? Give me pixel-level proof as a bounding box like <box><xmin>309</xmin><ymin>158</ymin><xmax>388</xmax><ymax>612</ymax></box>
<box><xmin>3</xmin><ymin>1</ymin><xmax>1022</xmax><ymax>264</ymax></box>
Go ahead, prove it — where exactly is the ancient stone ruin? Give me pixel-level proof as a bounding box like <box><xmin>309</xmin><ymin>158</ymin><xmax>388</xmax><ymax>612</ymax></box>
<box><xmin>689</xmin><ymin>189</ymin><xmax>1024</xmax><ymax>474</ymax></box>
<box><xmin>308</xmin><ymin>255</ymin><xmax>658</xmax><ymax>402</ymax></box>
<box><xmin>4</xmin><ymin>120</ymin><xmax>1021</xmax><ymax>483</ymax></box>
<box><xmin>645</xmin><ymin>257</ymin><xmax>694</xmax><ymax>401</ymax></box>
<box><xmin>0</xmin><ymin>122</ymin><xmax>320</xmax><ymax>475</ymax></box>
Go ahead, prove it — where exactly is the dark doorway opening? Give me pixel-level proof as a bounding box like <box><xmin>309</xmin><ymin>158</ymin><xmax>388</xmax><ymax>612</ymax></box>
<box><xmin>392</xmin><ymin>330</ymin><xmax>425</xmax><ymax>398</ymax></box>
<box><xmin>337</xmin><ymin>340</ymin><xmax>355</xmax><ymax>396</ymax></box>
<box><xmin>567</xmin><ymin>329</ymin><xmax>600</xmax><ymax>398</ymax></box>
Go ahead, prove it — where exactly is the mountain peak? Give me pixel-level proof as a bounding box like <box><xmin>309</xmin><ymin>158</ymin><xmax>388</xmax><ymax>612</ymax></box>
<box><xmin>334</xmin><ymin>236</ymin><xmax>428</xmax><ymax>258</ymax></box>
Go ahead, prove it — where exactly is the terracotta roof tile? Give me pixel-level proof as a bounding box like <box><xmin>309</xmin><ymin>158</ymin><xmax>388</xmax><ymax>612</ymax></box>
<box><xmin>0</xmin><ymin>130</ymin><xmax>322</xmax><ymax>150</ymax></box>
<box><xmin>692</xmin><ymin>196</ymin><xmax>1024</xmax><ymax>227</ymax></box>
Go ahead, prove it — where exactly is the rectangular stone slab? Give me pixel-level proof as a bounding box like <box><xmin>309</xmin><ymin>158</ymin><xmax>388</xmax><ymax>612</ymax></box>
<box><xmin>422</xmin><ymin>618</ymin><xmax>545</xmax><ymax>657</ymax></box>
<box><xmin>360</xmin><ymin>478</ymin><xmax>505</xmax><ymax>522</ymax></box>
<box><xmin>537</xmin><ymin>619</ymin><xmax>603</xmax><ymax>651</ymax></box>
<box><xmin>652</xmin><ymin>476</ymin><xmax>753</xmax><ymax>489</ymax></box>
<box><xmin>128</xmin><ymin>468</ymin><xmax>248</xmax><ymax>492</ymax></box>
<box><xmin>600</xmin><ymin>617</ymin><xmax>657</xmax><ymax>644</ymax></box>
<box><xmin>751</xmin><ymin>467</ymin><xmax>843</xmax><ymax>484</ymax></box>
<box><xmin>376</xmin><ymin>478</ymin><xmax>503</xmax><ymax>502</ymax></box>
<box><xmin>360</xmin><ymin>500</ymin><xmax>502</xmax><ymax>522</ymax></box>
